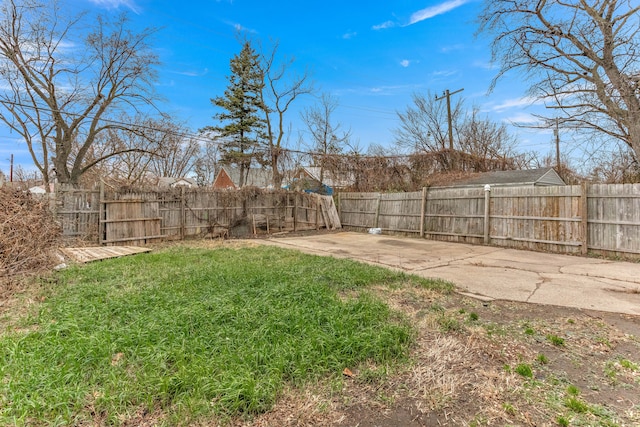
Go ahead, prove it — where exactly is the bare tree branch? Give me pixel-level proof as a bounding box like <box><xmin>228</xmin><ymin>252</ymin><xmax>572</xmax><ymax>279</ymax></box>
<box><xmin>478</xmin><ymin>0</ymin><xmax>640</xmax><ymax>159</ymax></box>
<box><xmin>0</xmin><ymin>0</ymin><xmax>160</xmax><ymax>187</ymax></box>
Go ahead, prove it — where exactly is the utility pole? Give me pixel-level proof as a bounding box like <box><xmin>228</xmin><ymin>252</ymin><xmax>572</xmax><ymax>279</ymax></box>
<box><xmin>554</xmin><ymin>118</ymin><xmax>561</xmax><ymax>172</ymax></box>
<box><xmin>435</xmin><ymin>88</ymin><xmax>464</xmax><ymax>150</ymax></box>
<box><xmin>9</xmin><ymin>153</ymin><xmax>13</xmax><ymax>182</ymax></box>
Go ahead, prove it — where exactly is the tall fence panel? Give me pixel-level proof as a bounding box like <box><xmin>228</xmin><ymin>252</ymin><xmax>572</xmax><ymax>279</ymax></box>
<box><xmin>424</xmin><ymin>187</ymin><xmax>486</xmax><ymax>244</ymax></box>
<box><xmin>588</xmin><ymin>184</ymin><xmax>640</xmax><ymax>255</ymax></box>
<box><xmin>339</xmin><ymin>192</ymin><xmax>383</xmax><ymax>229</ymax></box>
<box><xmin>489</xmin><ymin>186</ymin><xmax>583</xmax><ymax>253</ymax></box>
<box><xmin>378</xmin><ymin>192</ymin><xmax>424</xmax><ymax>233</ymax></box>
<box><xmin>338</xmin><ymin>184</ymin><xmax>640</xmax><ymax>258</ymax></box>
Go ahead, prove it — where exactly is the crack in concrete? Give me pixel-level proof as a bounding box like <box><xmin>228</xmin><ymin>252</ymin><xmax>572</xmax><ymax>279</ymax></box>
<box><xmin>527</xmin><ymin>275</ymin><xmax>550</xmax><ymax>302</ymax></box>
<box><xmin>411</xmin><ymin>249</ymin><xmax>504</xmax><ymax>272</ymax></box>
<box><xmin>558</xmin><ymin>267</ymin><xmax>640</xmax><ymax>286</ymax></box>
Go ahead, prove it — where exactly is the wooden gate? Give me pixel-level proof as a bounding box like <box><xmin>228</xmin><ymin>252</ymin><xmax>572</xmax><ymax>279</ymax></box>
<box><xmin>100</xmin><ymin>190</ymin><xmax>165</xmax><ymax>246</ymax></box>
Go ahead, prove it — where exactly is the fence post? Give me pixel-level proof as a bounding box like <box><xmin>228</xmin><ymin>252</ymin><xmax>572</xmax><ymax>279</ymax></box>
<box><xmin>420</xmin><ymin>187</ymin><xmax>427</xmax><ymax>238</ymax></box>
<box><xmin>293</xmin><ymin>193</ymin><xmax>298</xmax><ymax>232</ymax></box>
<box><xmin>483</xmin><ymin>184</ymin><xmax>491</xmax><ymax>245</ymax></box>
<box><xmin>581</xmin><ymin>182</ymin><xmax>589</xmax><ymax>255</ymax></box>
<box><xmin>99</xmin><ymin>181</ymin><xmax>105</xmax><ymax>245</ymax></box>
<box><xmin>315</xmin><ymin>193</ymin><xmax>320</xmax><ymax>230</ymax></box>
<box><xmin>374</xmin><ymin>193</ymin><xmax>382</xmax><ymax>228</ymax></box>
<box><xmin>180</xmin><ymin>186</ymin><xmax>186</xmax><ymax>241</ymax></box>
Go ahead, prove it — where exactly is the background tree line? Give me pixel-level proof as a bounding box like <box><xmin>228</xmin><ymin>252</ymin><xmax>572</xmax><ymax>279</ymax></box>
<box><xmin>1</xmin><ymin>0</ymin><xmax>639</xmax><ymax>191</ymax></box>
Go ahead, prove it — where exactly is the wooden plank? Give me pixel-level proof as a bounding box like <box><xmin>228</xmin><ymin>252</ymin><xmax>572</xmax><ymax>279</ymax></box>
<box><xmin>62</xmin><ymin>246</ymin><xmax>151</xmax><ymax>263</ymax></box>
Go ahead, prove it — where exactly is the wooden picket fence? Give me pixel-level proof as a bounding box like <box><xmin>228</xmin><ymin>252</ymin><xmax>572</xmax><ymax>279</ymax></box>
<box><xmin>53</xmin><ymin>185</ymin><xmax>340</xmax><ymax>245</ymax></box>
<box><xmin>338</xmin><ymin>183</ymin><xmax>640</xmax><ymax>258</ymax></box>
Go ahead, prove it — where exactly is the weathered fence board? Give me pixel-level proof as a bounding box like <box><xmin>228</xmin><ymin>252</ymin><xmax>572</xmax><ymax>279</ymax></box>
<box><xmin>55</xmin><ymin>187</ymin><xmax>332</xmax><ymax>245</ymax></box>
<box><xmin>588</xmin><ymin>184</ymin><xmax>640</xmax><ymax>254</ymax></box>
<box><xmin>54</xmin><ymin>186</ymin><xmax>100</xmax><ymax>240</ymax></box>
<box><xmin>339</xmin><ymin>184</ymin><xmax>640</xmax><ymax>258</ymax></box>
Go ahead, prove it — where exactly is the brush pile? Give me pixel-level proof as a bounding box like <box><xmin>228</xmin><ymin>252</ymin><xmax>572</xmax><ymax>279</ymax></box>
<box><xmin>0</xmin><ymin>187</ymin><xmax>61</xmax><ymax>278</ymax></box>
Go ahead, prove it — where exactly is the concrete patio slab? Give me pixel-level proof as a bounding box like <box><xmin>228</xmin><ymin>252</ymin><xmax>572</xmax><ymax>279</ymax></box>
<box><xmin>256</xmin><ymin>232</ymin><xmax>640</xmax><ymax>316</ymax></box>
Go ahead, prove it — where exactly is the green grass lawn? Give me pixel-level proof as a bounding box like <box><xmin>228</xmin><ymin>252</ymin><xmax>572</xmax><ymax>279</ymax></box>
<box><xmin>0</xmin><ymin>245</ymin><xmax>451</xmax><ymax>426</ymax></box>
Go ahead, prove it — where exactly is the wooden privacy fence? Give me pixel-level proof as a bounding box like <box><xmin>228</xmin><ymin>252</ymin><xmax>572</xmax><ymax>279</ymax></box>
<box><xmin>338</xmin><ymin>184</ymin><xmax>640</xmax><ymax>257</ymax></box>
<box><xmin>54</xmin><ymin>185</ymin><xmax>340</xmax><ymax>245</ymax></box>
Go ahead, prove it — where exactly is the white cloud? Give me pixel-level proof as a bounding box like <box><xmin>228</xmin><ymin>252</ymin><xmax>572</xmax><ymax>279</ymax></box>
<box><xmin>490</xmin><ymin>96</ymin><xmax>543</xmax><ymax>113</ymax></box>
<box><xmin>432</xmin><ymin>69</ymin><xmax>457</xmax><ymax>77</ymax></box>
<box><xmin>88</xmin><ymin>0</ymin><xmax>140</xmax><ymax>14</ymax></box>
<box><xmin>400</xmin><ymin>59</ymin><xmax>410</xmax><ymax>67</ymax></box>
<box><xmin>472</xmin><ymin>60</ymin><xmax>498</xmax><ymax>70</ymax></box>
<box><xmin>342</xmin><ymin>31</ymin><xmax>357</xmax><ymax>40</ymax></box>
<box><xmin>170</xmin><ymin>68</ymin><xmax>209</xmax><ymax>77</ymax></box>
<box><xmin>407</xmin><ymin>0</ymin><xmax>469</xmax><ymax>25</ymax></box>
<box><xmin>504</xmin><ymin>112</ymin><xmax>540</xmax><ymax>124</ymax></box>
<box><xmin>441</xmin><ymin>44</ymin><xmax>464</xmax><ymax>53</ymax></box>
<box><xmin>372</xmin><ymin>20</ymin><xmax>396</xmax><ymax>30</ymax></box>
<box><xmin>223</xmin><ymin>21</ymin><xmax>257</xmax><ymax>33</ymax></box>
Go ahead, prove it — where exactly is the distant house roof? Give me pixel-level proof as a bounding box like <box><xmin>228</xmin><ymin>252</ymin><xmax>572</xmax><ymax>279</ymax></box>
<box><xmin>212</xmin><ymin>167</ymin><xmax>274</xmax><ymax>190</ymax></box>
<box><xmin>157</xmin><ymin>177</ymin><xmax>197</xmax><ymax>188</ymax></box>
<box><xmin>299</xmin><ymin>167</ymin><xmax>355</xmax><ymax>189</ymax></box>
<box><xmin>29</xmin><ymin>185</ymin><xmax>47</xmax><ymax>194</ymax></box>
<box><xmin>450</xmin><ymin>168</ymin><xmax>566</xmax><ymax>188</ymax></box>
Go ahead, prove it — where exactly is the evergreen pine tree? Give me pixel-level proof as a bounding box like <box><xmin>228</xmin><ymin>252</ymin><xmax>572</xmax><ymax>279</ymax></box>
<box><xmin>211</xmin><ymin>41</ymin><xmax>266</xmax><ymax>187</ymax></box>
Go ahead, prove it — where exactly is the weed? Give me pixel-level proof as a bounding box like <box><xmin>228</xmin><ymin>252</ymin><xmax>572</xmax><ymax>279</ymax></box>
<box><xmin>604</xmin><ymin>361</ymin><xmax>618</xmax><ymax>383</ymax></box>
<box><xmin>358</xmin><ymin>365</ymin><xmax>389</xmax><ymax>384</ymax></box>
<box><xmin>515</xmin><ymin>363</ymin><xmax>534</xmax><ymax>378</ymax></box>
<box><xmin>567</xmin><ymin>318</ymin><xmax>575</xmax><ymax>324</ymax></box>
<box><xmin>503</xmin><ymin>402</ymin><xmax>516</xmax><ymax>415</ymax></box>
<box><xmin>524</xmin><ymin>327</ymin><xmax>535</xmax><ymax>335</ymax></box>
<box><xmin>619</xmin><ymin>358</ymin><xmax>638</xmax><ymax>371</ymax></box>
<box><xmin>437</xmin><ymin>315</ymin><xmax>462</xmax><ymax>332</ymax></box>
<box><xmin>484</xmin><ymin>322</ymin><xmax>507</xmax><ymax>337</ymax></box>
<box><xmin>537</xmin><ymin>354</ymin><xmax>549</xmax><ymax>365</ymax></box>
<box><xmin>547</xmin><ymin>334</ymin><xmax>565</xmax><ymax>346</ymax></box>
<box><xmin>566</xmin><ymin>385</ymin><xmax>580</xmax><ymax>396</ymax></box>
<box><xmin>430</xmin><ymin>303</ymin><xmax>445</xmax><ymax>313</ymax></box>
<box><xmin>596</xmin><ymin>336</ymin><xmax>612</xmax><ymax>348</ymax></box>
<box><xmin>564</xmin><ymin>397</ymin><xmax>589</xmax><ymax>413</ymax></box>
<box><xmin>469</xmin><ymin>312</ymin><xmax>479</xmax><ymax>321</ymax></box>
<box><xmin>556</xmin><ymin>415</ymin><xmax>570</xmax><ymax>426</ymax></box>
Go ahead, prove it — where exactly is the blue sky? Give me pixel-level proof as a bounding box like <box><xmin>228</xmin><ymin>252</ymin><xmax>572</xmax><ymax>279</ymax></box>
<box><xmin>0</xmin><ymin>0</ymin><xmax>559</xmax><ymax>176</ymax></box>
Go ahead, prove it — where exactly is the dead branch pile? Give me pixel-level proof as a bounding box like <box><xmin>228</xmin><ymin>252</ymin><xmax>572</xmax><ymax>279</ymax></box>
<box><xmin>0</xmin><ymin>187</ymin><xmax>61</xmax><ymax>277</ymax></box>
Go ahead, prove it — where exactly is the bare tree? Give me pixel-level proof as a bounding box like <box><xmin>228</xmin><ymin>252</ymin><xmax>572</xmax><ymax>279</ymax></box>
<box><xmin>478</xmin><ymin>0</ymin><xmax>640</xmax><ymax>159</ymax></box>
<box><xmin>458</xmin><ymin>108</ymin><xmax>520</xmax><ymax>170</ymax></box>
<box><xmin>301</xmin><ymin>93</ymin><xmax>351</xmax><ymax>185</ymax></box>
<box><xmin>194</xmin><ymin>132</ymin><xmax>220</xmax><ymax>186</ymax></box>
<box><xmin>394</xmin><ymin>91</ymin><xmax>463</xmax><ymax>153</ymax></box>
<box><xmin>588</xmin><ymin>144</ymin><xmax>640</xmax><ymax>183</ymax></box>
<box><xmin>85</xmin><ymin>118</ymin><xmax>157</xmax><ymax>186</ymax></box>
<box><xmin>395</xmin><ymin>92</ymin><xmax>520</xmax><ymax>171</ymax></box>
<box><xmin>79</xmin><ymin>116</ymin><xmax>200</xmax><ymax>186</ymax></box>
<box><xmin>147</xmin><ymin>119</ymin><xmax>199</xmax><ymax>179</ymax></box>
<box><xmin>0</xmin><ymin>0</ymin><xmax>159</xmax><ymax>188</ymax></box>
<box><xmin>258</xmin><ymin>40</ymin><xmax>313</xmax><ymax>188</ymax></box>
